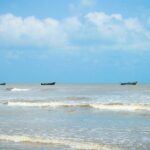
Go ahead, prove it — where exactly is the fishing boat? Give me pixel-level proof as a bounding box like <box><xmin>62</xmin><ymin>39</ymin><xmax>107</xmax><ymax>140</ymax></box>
<box><xmin>0</xmin><ymin>83</ymin><xmax>6</xmax><ymax>85</ymax></box>
<box><xmin>120</xmin><ymin>81</ymin><xmax>137</xmax><ymax>85</ymax></box>
<box><xmin>41</xmin><ymin>82</ymin><xmax>56</xmax><ymax>85</ymax></box>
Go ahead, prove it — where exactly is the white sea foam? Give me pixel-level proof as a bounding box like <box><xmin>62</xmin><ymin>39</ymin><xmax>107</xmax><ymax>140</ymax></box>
<box><xmin>6</xmin><ymin>101</ymin><xmax>150</xmax><ymax>112</ymax></box>
<box><xmin>7</xmin><ymin>101</ymin><xmax>72</xmax><ymax>107</ymax></box>
<box><xmin>8</xmin><ymin>88</ymin><xmax>30</xmax><ymax>92</ymax></box>
<box><xmin>7</xmin><ymin>101</ymin><xmax>88</xmax><ymax>108</ymax></box>
<box><xmin>0</xmin><ymin>135</ymin><xmax>120</xmax><ymax>150</ymax></box>
<box><xmin>90</xmin><ymin>104</ymin><xmax>150</xmax><ymax>112</ymax></box>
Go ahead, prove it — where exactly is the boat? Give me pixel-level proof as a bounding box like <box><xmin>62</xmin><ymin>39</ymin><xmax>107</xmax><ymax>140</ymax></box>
<box><xmin>41</xmin><ymin>82</ymin><xmax>56</xmax><ymax>85</ymax></box>
<box><xmin>120</xmin><ymin>81</ymin><xmax>137</xmax><ymax>85</ymax></box>
<box><xmin>0</xmin><ymin>83</ymin><xmax>6</xmax><ymax>85</ymax></box>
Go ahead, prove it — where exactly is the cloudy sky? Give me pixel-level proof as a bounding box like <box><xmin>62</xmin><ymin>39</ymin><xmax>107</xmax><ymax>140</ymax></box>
<box><xmin>0</xmin><ymin>0</ymin><xmax>150</xmax><ymax>83</ymax></box>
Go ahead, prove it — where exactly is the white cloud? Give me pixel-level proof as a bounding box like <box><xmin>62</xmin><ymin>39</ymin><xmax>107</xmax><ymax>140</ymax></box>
<box><xmin>85</xmin><ymin>12</ymin><xmax>150</xmax><ymax>50</ymax></box>
<box><xmin>0</xmin><ymin>12</ymin><xmax>150</xmax><ymax>51</ymax></box>
<box><xmin>124</xmin><ymin>18</ymin><xmax>143</xmax><ymax>32</ymax></box>
<box><xmin>86</xmin><ymin>12</ymin><xmax>123</xmax><ymax>25</ymax></box>
<box><xmin>85</xmin><ymin>12</ymin><xmax>124</xmax><ymax>38</ymax></box>
<box><xmin>62</xmin><ymin>17</ymin><xmax>82</xmax><ymax>32</ymax></box>
<box><xmin>0</xmin><ymin>13</ymin><xmax>68</xmax><ymax>48</ymax></box>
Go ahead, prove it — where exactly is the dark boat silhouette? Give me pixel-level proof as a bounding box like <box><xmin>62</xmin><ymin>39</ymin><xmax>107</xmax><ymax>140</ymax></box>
<box><xmin>41</xmin><ymin>82</ymin><xmax>56</xmax><ymax>85</ymax></box>
<box><xmin>120</xmin><ymin>81</ymin><xmax>137</xmax><ymax>85</ymax></box>
<box><xmin>0</xmin><ymin>83</ymin><xmax>6</xmax><ymax>85</ymax></box>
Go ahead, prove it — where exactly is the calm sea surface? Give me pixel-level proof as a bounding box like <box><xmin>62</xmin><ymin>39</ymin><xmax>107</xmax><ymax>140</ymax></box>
<box><xmin>0</xmin><ymin>84</ymin><xmax>150</xmax><ymax>150</ymax></box>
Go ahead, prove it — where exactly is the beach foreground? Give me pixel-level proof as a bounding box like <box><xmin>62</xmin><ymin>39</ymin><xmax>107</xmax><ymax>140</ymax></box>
<box><xmin>0</xmin><ymin>84</ymin><xmax>150</xmax><ymax>150</ymax></box>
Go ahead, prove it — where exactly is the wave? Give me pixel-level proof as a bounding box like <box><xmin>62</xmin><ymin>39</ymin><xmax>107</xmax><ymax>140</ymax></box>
<box><xmin>6</xmin><ymin>101</ymin><xmax>150</xmax><ymax>112</ymax></box>
<box><xmin>6</xmin><ymin>88</ymin><xmax>30</xmax><ymax>92</ymax></box>
<box><xmin>90</xmin><ymin>104</ymin><xmax>150</xmax><ymax>112</ymax></box>
<box><xmin>7</xmin><ymin>101</ymin><xmax>88</xmax><ymax>107</ymax></box>
<box><xmin>0</xmin><ymin>135</ymin><xmax>120</xmax><ymax>150</ymax></box>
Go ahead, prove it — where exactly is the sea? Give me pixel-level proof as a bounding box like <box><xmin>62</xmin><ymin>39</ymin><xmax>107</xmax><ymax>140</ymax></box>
<box><xmin>0</xmin><ymin>84</ymin><xmax>150</xmax><ymax>150</ymax></box>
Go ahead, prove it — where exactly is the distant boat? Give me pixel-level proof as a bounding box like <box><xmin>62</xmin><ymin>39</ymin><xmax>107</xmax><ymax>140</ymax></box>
<box><xmin>0</xmin><ymin>83</ymin><xmax>6</xmax><ymax>85</ymax></box>
<box><xmin>41</xmin><ymin>82</ymin><xmax>56</xmax><ymax>85</ymax></box>
<box><xmin>120</xmin><ymin>81</ymin><xmax>137</xmax><ymax>85</ymax></box>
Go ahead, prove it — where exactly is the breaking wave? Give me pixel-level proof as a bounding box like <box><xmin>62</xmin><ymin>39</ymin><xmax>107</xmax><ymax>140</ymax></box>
<box><xmin>5</xmin><ymin>101</ymin><xmax>150</xmax><ymax>112</ymax></box>
<box><xmin>0</xmin><ymin>135</ymin><xmax>120</xmax><ymax>150</ymax></box>
<box><xmin>6</xmin><ymin>88</ymin><xmax>30</xmax><ymax>92</ymax></box>
<box><xmin>7</xmin><ymin>101</ymin><xmax>88</xmax><ymax>107</ymax></box>
<box><xmin>90</xmin><ymin>103</ymin><xmax>150</xmax><ymax>112</ymax></box>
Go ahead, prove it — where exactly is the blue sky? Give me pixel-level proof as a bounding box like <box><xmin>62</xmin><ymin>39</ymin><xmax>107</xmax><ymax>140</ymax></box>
<box><xmin>0</xmin><ymin>0</ymin><xmax>150</xmax><ymax>83</ymax></box>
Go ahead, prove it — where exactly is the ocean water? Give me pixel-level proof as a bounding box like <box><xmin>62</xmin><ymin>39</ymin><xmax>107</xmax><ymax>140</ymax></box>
<box><xmin>0</xmin><ymin>84</ymin><xmax>150</xmax><ymax>150</ymax></box>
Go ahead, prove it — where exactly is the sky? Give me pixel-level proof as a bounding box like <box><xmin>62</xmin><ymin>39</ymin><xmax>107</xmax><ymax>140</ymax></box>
<box><xmin>0</xmin><ymin>0</ymin><xmax>150</xmax><ymax>83</ymax></box>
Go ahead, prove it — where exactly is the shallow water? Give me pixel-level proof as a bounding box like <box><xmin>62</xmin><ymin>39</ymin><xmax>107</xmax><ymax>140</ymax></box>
<box><xmin>0</xmin><ymin>84</ymin><xmax>150</xmax><ymax>149</ymax></box>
